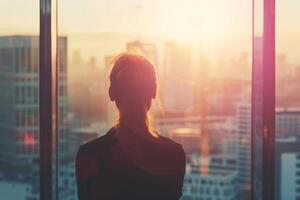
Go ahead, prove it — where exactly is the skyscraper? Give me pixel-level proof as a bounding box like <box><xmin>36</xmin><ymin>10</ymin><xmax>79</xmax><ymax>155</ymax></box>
<box><xmin>0</xmin><ymin>35</ymin><xmax>68</xmax><ymax>181</ymax></box>
<box><xmin>162</xmin><ymin>42</ymin><xmax>194</xmax><ymax>114</ymax></box>
<box><xmin>275</xmin><ymin>137</ymin><xmax>300</xmax><ymax>200</ymax></box>
<box><xmin>237</xmin><ymin>102</ymin><xmax>300</xmax><ymax>200</ymax></box>
<box><xmin>236</xmin><ymin>103</ymin><xmax>251</xmax><ymax>198</ymax></box>
<box><xmin>276</xmin><ymin>108</ymin><xmax>300</xmax><ymax>138</ymax></box>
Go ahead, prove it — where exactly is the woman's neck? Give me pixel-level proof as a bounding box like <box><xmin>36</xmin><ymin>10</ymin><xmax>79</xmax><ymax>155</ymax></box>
<box><xmin>117</xmin><ymin>109</ymin><xmax>159</xmax><ymax>138</ymax></box>
<box><xmin>119</xmin><ymin>114</ymin><xmax>148</xmax><ymax>133</ymax></box>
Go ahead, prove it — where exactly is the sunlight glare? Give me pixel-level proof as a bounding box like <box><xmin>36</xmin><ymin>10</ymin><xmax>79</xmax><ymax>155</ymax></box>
<box><xmin>159</xmin><ymin>1</ymin><xmax>231</xmax><ymax>48</ymax></box>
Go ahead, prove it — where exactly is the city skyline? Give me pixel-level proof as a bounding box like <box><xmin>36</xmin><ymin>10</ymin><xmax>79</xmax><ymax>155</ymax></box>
<box><xmin>0</xmin><ymin>1</ymin><xmax>299</xmax><ymax>199</ymax></box>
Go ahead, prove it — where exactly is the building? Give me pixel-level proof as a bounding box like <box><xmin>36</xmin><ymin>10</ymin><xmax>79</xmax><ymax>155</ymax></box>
<box><xmin>275</xmin><ymin>137</ymin><xmax>300</xmax><ymax>200</ymax></box>
<box><xmin>0</xmin><ymin>180</ymin><xmax>28</xmax><ymax>199</ymax></box>
<box><xmin>0</xmin><ymin>36</ymin><xmax>40</xmax><ymax>176</ymax></box>
<box><xmin>158</xmin><ymin>116</ymin><xmax>237</xmax><ymax>158</ymax></box>
<box><xmin>161</xmin><ymin>42</ymin><xmax>194</xmax><ymax>114</ymax></box>
<box><xmin>182</xmin><ymin>158</ymin><xmax>238</xmax><ymax>200</ymax></box>
<box><xmin>236</xmin><ymin>103</ymin><xmax>251</xmax><ymax>195</ymax></box>
<box><xmin>58</xmin><ymin>162</ymin><xmax>77</xmax><ymax>200</ymax></box>
<box><xmin>0</xmin><ymin>35</ymin><xmax>68</xmax><ymax>174</ymax></box>
<box><xmin>68</xmin><ymin>55</ymin><xmax>107</xmax><ymax>123</ymax></box>
<box><xmin>237</xmin><ymin>102</ymin><xmax>300</xmax><ymax>199</ymax></box>
<box><xmin>0</xmin><ymin>35</ymin><xmax>68</xmax><ymax>199</ymax></box>
<box><xmin>276</xmin><ymin>107</ymin><xmax>300</xmax><ymax>138</ymax></box>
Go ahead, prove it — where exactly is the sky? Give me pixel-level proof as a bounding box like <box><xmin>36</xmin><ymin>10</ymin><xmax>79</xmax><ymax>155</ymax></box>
<box><xmin>57</xmin><ymin>0</ymin><xmax>252</xmax><ymax>47</ymax></box>
<box><xmin>0</xmin><ymin>0</ymin><xmax>299</xmax><ymax>64</ymax></box>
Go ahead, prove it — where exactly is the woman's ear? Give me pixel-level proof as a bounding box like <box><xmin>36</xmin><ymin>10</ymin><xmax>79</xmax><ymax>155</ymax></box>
<box><xmin>109</xmin><ymin>86</ymin><xmax>115</xmax><ymax>101</ymax></box>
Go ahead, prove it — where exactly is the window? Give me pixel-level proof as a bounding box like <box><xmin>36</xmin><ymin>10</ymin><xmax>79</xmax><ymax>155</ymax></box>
<box><xmin>275</xmin><ymin>1</ymin><xmax>300</xmax><ymax>200</ymax></box>
<box><xmin>0</xmin><ymin>0</ymin><xmax>281</xmax><ymax>200</ymax></box>
<box><xmin>58</xmin><ymin>1</ymin><xmax>252</xmax><ymax>199</ymax></box>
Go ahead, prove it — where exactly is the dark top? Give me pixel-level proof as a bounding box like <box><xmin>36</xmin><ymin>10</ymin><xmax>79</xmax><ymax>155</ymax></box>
<box><xmin>76</xmin><ymin>127</ymin><xmax>186</xmax><ymax>200</ymax></box>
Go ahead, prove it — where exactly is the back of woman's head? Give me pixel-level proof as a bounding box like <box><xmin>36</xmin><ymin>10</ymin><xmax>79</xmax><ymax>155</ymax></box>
<box><xmin>109</xmin><ymin>53</ymin><xmax>157</xmax><ymax>113</ymax></box>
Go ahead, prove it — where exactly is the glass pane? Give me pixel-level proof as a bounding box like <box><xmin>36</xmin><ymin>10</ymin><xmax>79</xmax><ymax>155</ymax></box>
<box><xmin>58</xmin><ymin>1</ymin><xmax>252</xmax><ymax>199</ymax></box>
<box><xmin>276</xmin><ymin>0</ymin><xmax>300</xmax><ymax>200</ymax></box>
<box><xmin>0</xmin><ymin>1</ymin><xmax>39</xmax><ymax>200</ymax></box>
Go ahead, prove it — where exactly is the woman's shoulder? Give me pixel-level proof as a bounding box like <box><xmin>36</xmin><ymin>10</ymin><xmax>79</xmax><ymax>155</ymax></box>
<box><xmin>150</xmin><ymin>134</ymin><xmax>186</xmax><ymax>175</ymax></box>
<box><xmin>153</xmin><ymin>134</ymin><xmax>186</xmax><ymax>160</ymax></box>
<box><xmin>77</xmin><ymin>127</ymin><xmax>116</xmax><ymax>156</ymax></box>
<box><xmin>157</xmin><ymin>134</ymin><xmax>184</xmax><ymax>150</ymax></box>
<box><xmin>75</xmin><ymin>128</ymin><xmax>116</xmax><ymax>180</ymax></box>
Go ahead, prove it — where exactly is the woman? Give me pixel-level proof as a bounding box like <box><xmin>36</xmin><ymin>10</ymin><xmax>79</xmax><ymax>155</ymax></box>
<box><xmin>76</xmin><ymin>53</ymin><xmax>186</xmax><ymax>200</ymax></box>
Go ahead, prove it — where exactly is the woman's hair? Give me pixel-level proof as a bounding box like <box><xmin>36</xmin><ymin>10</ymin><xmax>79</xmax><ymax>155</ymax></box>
<box><xmin>109</xmin><ymin>52</ymin><xmax>157</xmax><ymax>133</ymax></box>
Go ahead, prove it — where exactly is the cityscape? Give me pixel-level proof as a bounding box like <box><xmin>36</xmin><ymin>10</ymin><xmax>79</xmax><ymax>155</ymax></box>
<box><xmin>0</xmin><ymin>0</ymin><xmax>300</xmax><ymax>200</ymax></box>
<box><xmin>0</xmin><ymin>34</ymin><xmax>299</xmax><ymax>200</ymax></box>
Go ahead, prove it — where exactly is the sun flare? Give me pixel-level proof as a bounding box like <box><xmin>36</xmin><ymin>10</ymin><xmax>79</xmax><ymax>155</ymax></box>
<box><xmin>159</xmin><ymin>1</ymin><xmax>231</xmax><ymax>47</ymax></box>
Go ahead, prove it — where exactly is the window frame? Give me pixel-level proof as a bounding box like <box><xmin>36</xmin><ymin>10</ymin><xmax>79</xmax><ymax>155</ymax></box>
<box><xmin>38</xmin><ymin>0</ymin><xmax>276</xmax><ymax>199</ymax></box>
<box><xmin>251</xmin><ymin>0</ymin><xmax>275</xmax><ymax>199</ymax></box>
<box><xmin>39</xmin><ymin>0</ymin><xmax>58</xmax><ymax>199</ymax></box>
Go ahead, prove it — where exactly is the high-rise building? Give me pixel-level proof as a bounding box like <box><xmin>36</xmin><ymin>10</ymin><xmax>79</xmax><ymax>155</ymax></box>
<box><xmin>0</xmin><ymin>35</ymin><xmax>68</xmax><ymax>199</ymax></box>
<box><xmin>236</xmin><ymin>103</ymin><xmax>251</xmax><ymax>195</ymax></box>
<box><xmin>237</xmin><ymin>102</ymin><xmax>300</xmax><ymax>199</ymax></box>
<box><xmin>162</xmin><ymin>42</ymin><xmax>194</xmax><ymax>114</ymax></box>
<box><xmin>0</xmin><ymin>36</ymin><xmax>40</xmax><ymax>175</ymax></box>
<box><xmin>276</xmin><ymin>108</ymin><xmax>300</xmax><ymax>138</ymax></box>
<box><xmin>275</xmin><ymin>137</ymin><xmax>300</xmax><ymax>200</ymax></box>
<box><xmin>182</xmin><ymin>158</ymin><xmax>238</xmax><ymax>200</ymax></box>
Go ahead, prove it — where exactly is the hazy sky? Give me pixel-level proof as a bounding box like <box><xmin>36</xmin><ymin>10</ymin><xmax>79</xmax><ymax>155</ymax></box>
<box><xmin>0</xmin><ymin>0</ymin><xmax>299</xmax><ymax>63</ymax></box>
<box><xmin>0</xmin><ymin>0</ymin><xmax>254</xmax><ymax>38</ymax></box>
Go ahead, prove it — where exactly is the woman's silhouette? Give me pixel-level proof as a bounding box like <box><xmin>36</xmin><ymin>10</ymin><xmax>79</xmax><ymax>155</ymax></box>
<box><xmin>76</xmin><ymin>53</ymin><xmax>186</xmax><ymax>200</ymax></box>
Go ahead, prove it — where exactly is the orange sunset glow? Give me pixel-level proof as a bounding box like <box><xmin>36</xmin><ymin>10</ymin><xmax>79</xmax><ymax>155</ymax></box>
<box><xmin>0</xmin><ymin>0</ymin><xmax>300</xmax><ymax>199</ymax></box>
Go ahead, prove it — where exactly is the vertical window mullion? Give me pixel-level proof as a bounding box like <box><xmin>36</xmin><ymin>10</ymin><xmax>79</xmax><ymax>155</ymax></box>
<box><xmin>252</xmin><ymin>0</ymin><xmax>275</xmax><ymax>199</ymax></box>
<box><xmin>39</xmin><ymin>0</ymin><xmax>58</xmax><ymax>200</ymax></box>
<box><xmin>262</xmin><ymin>0</ymin><xmax>276</xmax><ymax>199</ymax></box>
